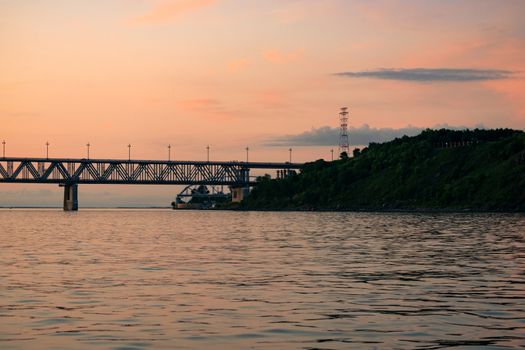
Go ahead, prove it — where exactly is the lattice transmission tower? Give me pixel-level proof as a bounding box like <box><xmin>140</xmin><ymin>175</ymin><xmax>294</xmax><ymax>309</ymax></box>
<box><xmin>339</xmin><ymin>107</ymin><xmax>349</xmax><ymax>155</ymax></box>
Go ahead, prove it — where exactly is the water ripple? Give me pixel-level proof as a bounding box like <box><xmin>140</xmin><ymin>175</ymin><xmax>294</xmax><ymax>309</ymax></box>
<box><xmin>0</xmin><ymin>210</ymin><xmax>523</xmax><ymax>349</ymax></box>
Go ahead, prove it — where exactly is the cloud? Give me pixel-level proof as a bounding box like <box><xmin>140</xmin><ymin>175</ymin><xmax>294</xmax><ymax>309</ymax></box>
<box><xmin>133</xmin><ymin>0</ymin><xmax>216</xmax><ymax>24</ymax></box>
<box><xmin>227</xmin><ymin>58</ymin><xmax>250</xmax><ymax>72</ymax></box>
<box><xmin>178</xmin><ymin>98</ymin><xmax>221</xmax><ymax>109</ymax></box>
<box><xmin>265</xmin><ymin>124</ymin><xmax>485</xmax><ymax>147</ymax></box>
<box><xmin>263</xmin><ymin>49</ymin><xmax>303</xmax><ymax>64</ymax></box>
<box><xmin>335</xmin><ymin>68</ymin><xmax>514</xmax><ymax>82</ymax></box>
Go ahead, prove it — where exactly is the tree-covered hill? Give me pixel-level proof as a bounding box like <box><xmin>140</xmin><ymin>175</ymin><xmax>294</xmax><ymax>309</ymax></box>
<box><xmin>243</xmin><ymin>129</ymin><xmax>525</xmax><ymax>211</ymax></box>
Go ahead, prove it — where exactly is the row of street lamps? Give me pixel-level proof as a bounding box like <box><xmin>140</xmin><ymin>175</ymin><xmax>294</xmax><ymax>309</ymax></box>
<box><xmin>0</xmin><ymin>141</ymin><xmax>300</xmax><ymax>163</ymax></box>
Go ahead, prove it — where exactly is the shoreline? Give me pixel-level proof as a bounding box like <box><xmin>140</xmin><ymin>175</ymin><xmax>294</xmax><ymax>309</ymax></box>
<box><xmin>223</xmin><ymin>207</ymin><xmax>525</xmax><ymax>214</ymax></box>
<box><xmin>1</xmin><ymin>206</ymin><xmax>523</xmax><ymax>213</ymax></box>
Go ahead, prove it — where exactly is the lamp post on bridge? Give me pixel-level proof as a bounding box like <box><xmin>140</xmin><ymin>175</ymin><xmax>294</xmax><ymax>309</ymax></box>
<box><xmin>128</xmin><ymin>144</ymin><xmax>131</xmax><ymax>161</ymax></box>
<box><xmin>2</xmin><ymin>140</ymin><xmax>5</xmax><ymax>158</ymax></box>
<box><xmin>245</xmin><ymin>146</ymin><xmax>249</xmax><ymax>163</ymax></box>
<box><xmin>86</xmin><ymin>143</ymin><xmax>90</xmax><ymax>159</ymax></box>
<box><xmin>289</xmin><ymin>148</ymin><xmax>292</xmax><ymax>163</ymax></box>
<box><xmin>168</xmin><ymin>144</ymin><xmax>171</xmax><ymax>161</ymax></box>
<box><xmin>45</xmin><ymin>142</ymin><xmax>50</xmax><ymax>159</ymax></box>
<box><xmin>206</xmin><ymin>145</ymin><xmax>210</xmax><ymax>162</ymax></box>
<box><xmin>331</xmin><ymin>149</ymin><xmax>334</xmax><ymax>161</ymax></box>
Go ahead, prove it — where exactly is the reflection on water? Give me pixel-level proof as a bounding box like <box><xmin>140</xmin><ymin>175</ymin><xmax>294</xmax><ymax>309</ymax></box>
<box><xmin>0</xmin><ymin>210</ymin><xmax>524</xmax><ymax>349</ymax></box>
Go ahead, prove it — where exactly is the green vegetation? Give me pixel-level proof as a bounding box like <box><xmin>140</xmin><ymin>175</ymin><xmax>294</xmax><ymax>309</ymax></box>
<box><xmin>243</xmin><ymin>129</ymin><xmax>525</xmax><ymax>211</ymax></box>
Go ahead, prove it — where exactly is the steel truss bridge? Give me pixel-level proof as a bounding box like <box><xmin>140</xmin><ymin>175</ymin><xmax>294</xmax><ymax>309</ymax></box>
<box><xmin>0</xmin><ymin>157</ymin><xmax>303</xmax><ymax>210</ymax></box>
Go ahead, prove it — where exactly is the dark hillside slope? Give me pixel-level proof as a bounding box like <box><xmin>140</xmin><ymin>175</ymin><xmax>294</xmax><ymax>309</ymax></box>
<box><xmin>243</xmin><ymin>129</ymin><xmax>525</xmax><ymax>211</ymax></box>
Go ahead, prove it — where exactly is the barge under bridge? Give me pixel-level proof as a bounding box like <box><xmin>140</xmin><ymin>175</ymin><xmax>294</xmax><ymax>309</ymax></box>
<box><xmin>0</xmin><ymin>157</ymin><xmax>303</xmax><ymax>210</ymax></box>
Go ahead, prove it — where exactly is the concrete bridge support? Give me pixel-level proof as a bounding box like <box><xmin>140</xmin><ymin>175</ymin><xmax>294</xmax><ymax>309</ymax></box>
<box><xmin>231</xmin><ymin>186</ymin><xmax>250</xmax><ymax>203</ymax></box>
<box><xmin>62</xmin><ymin>183</ymin><xmax>78</xmax><ymax>211</ymax></box>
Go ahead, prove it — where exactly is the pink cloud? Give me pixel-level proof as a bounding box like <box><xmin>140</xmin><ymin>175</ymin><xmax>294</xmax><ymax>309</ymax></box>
<box><xmin>178</xmin><ymin>98</ymin><xmax>220</xmax><ymax>109</ymax></box>
<box><xmin>227</xmin><ymin>58</ymin><xmax>250</xmax><ymax>73</ymax></box>
<box><xmin>133</xmin><ymin>0</ymin><xmax>217</xmax><ymax>24</ymax></box>
<box><xmin>262</xmin><ymin>49</ymin><xmax>303</xmax><ymax>64</ymax></box>
<box><xmin>177</xmin><ymin>98</ymin><xmax>236</xmax><ymax>120</ymax></box>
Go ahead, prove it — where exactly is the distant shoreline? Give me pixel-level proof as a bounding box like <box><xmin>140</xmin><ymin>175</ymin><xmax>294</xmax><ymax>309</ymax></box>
<box><xmin>0</xmin><ymin>206</ymin><xmax>523</xmax><ymax>214</ymax></box>
<box><xmin>223</xmin><ymin>206</ymin><xmax>525</xmax><ymax>213</ymax></box>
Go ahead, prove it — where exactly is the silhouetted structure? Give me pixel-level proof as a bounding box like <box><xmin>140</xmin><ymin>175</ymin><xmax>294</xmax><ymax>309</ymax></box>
<box><xmin>339</xmin><ymin>107</ymin><xmax>349</xmax><ymax>155</ymax></box>
<box><xmin>0</xmin><ymin>157</ymin><xmax>302</xmax><ymax>211</ymax></box>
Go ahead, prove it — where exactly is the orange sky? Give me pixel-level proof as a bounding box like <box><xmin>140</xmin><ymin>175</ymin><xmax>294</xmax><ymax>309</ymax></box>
<box><xmin>1</xmin><ymin>0</ymin><xmax>524</xmax><ymax>206</ymax></box>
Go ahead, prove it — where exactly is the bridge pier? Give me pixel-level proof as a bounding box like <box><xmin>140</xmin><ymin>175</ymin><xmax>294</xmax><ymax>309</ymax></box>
<box><xmin>231</xmin><ymin>186</ymin><xmax>250</xmax><ymax>203</ymax></box>
<box><xmin>61</xmin><ymin>183</ymin><xmax>78</xmax><ymax>211</ymax></box>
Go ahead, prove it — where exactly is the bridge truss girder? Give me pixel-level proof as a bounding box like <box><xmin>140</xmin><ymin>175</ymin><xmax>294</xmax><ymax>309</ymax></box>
<box><xmin>0</xmin><ymin>159</ymin><xmax>253</xmax><ymax>186</ymax></box>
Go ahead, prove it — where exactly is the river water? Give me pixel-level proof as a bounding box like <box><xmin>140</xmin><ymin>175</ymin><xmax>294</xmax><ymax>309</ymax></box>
<box><xmin>0</xmin><ymin>210</ymin><xmax>524</xmax><ymax>349</ymax></box>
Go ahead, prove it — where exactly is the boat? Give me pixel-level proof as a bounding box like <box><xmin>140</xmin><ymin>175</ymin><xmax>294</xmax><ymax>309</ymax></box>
<box><xmin>171</xmin><ymin>185</ymin><xmax>231</xmax><ymax>209</ymax></box>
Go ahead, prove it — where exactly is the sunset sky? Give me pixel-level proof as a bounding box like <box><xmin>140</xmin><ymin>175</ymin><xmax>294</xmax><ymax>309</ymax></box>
<box><xmin>1</xmin><ymin>0</ymin><xmax>524</xmax><ymax>206</ymax></box>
